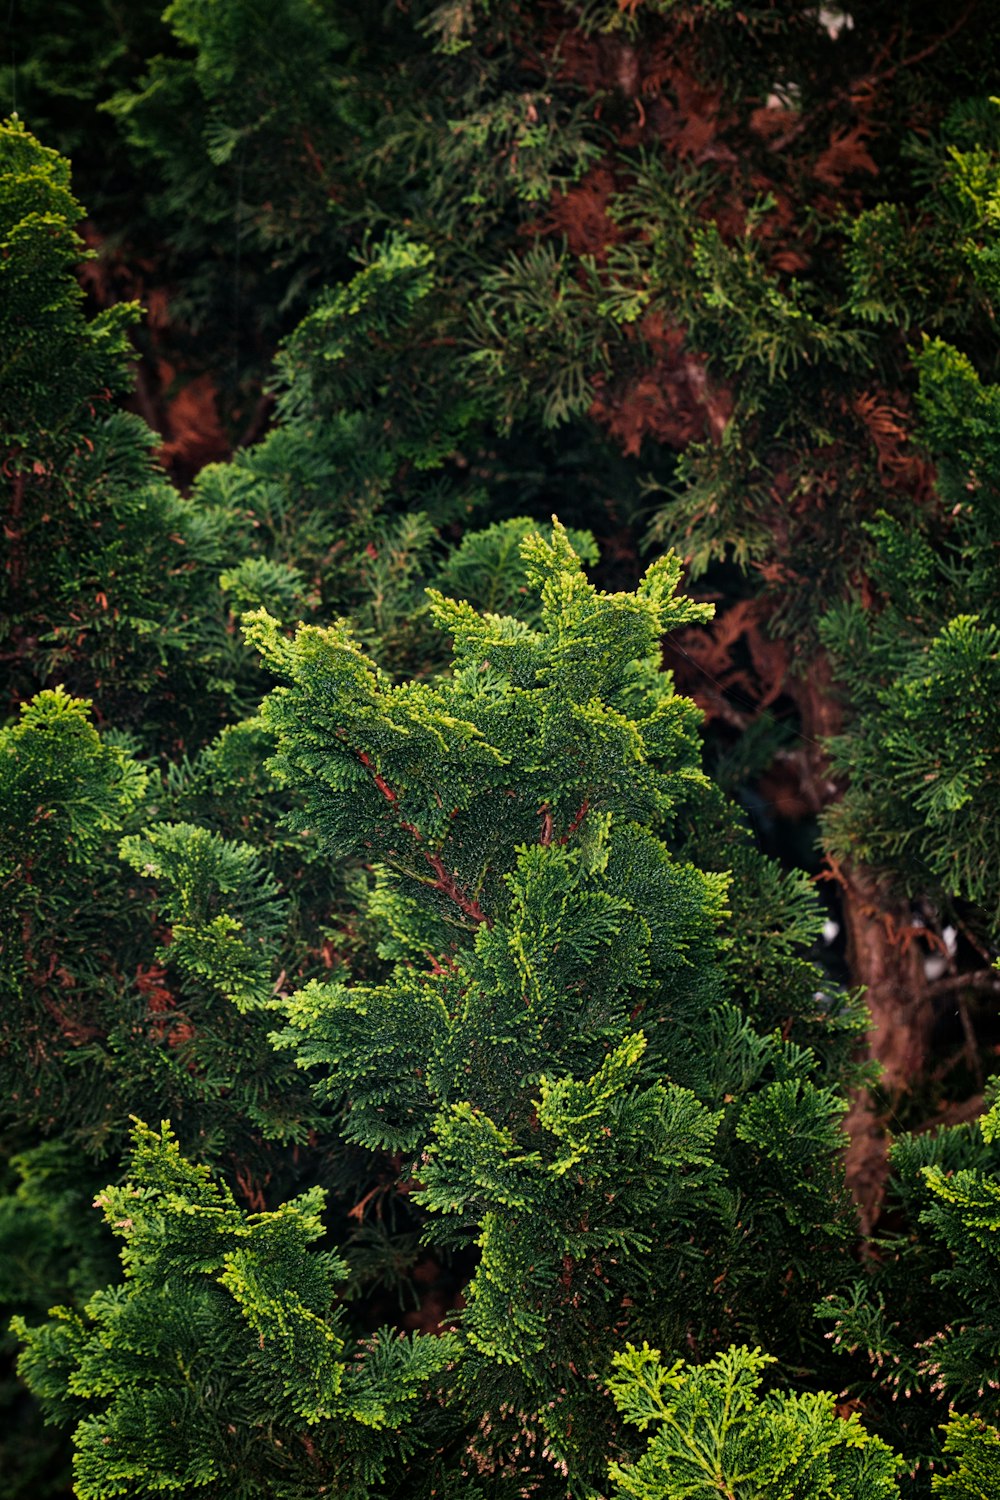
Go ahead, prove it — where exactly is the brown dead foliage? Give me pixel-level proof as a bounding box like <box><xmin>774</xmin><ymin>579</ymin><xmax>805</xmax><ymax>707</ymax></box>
<box><xmin>590</xmin><ymin>315</ymin><xmax>731</xmax><ymax>456</ymax></box>
<box><xmin>663</xmin><ymin>597</ymin><xmax>788</xmax><ymax>725</ymax></box>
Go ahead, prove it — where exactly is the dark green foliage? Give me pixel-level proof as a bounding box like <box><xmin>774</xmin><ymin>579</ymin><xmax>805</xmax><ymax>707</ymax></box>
<box><xmin>0</xmin><ymin>117</ymin><xmax>243</xmax><ymax>738</ymax></box>
<box><xmin>118</xmin><ymin>822</ymin><xmax>288</xmax><ymax>1014</ymax></box>
<box><xmin>818</xmin><ymin>1091</ymin><xmax>1000</xmax><ymax>1481</ymax></box>
<box><xmin>0</xmin><ymin>2</ymin><xmax>170</xmax><ymax>216</ymax></box>
<box><xmin>0</xmin><ymin>1144</ymin><xmax>117</xmax><ymax>1315</ymax></box>
<box><xmin>0</xmin><ymin>117</ymin><xmax>136</xmax><ymax>446</ymax></box>
<box><xmin>0</xmin><ymin>116</ymin><xmax>584</xmax><ymax>742</ymax></box>
<box><xmin>13</xmin><ymin>526</ymin><xmax>875</xmax><ymax>1494</ymax></box>
<box><xmin>816</xmin><ymin>118</ymin><xmax>1000</xmax><ymax>935</ymax></box>
<box><xmin>0</xmin><ymin>1143</ymin><xmax>119</xmax><ymax>1499</ymax></box>
<box><xmin>5</xmin><ymin>4</ymin><xmax>1000</xmax><ymax>1496</ymax></box>
<box><xmin>252</xmin><ymin>526</ymin><xmax>857</xmax><ymax>1483</ymax></box>
<box><xmin>99</xmin><ymin>0</ymin><xmax>363</xmax><ymax>377</ymax></box>
<box><xmin>674</xmin><ymin>785</ymin><xmax>870</xmax><ymax>1083</ymax></box>
<box><xmin>821</xmin><ymin>336</ymin><xmax>1000</xmax><ymax>933</ymax></box>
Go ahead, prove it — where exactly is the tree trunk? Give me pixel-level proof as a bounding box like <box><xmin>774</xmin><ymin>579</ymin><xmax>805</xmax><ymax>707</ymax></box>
<box><xmin>791</xmin><ymin>658</ymin><xmax>933</xmax><ymax>1233</ymax></box>
<box><xmin>838</xmin><ymin>866</ymin><xmax>932</xmax><ymax>1233</ymax></box>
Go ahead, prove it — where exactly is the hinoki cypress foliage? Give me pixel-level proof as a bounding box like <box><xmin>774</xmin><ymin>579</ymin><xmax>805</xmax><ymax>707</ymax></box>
<box><xmin>0</xmin><ymin>116</ymin><xmax>244</xmax><ymax>744</ymax></box>
<box><xmin>4</xmin><ymin>5</ymin><xmax>1000</xmax><ymax>1495</ymax></box>
<box><xmin>821</xmin><ymin>332</ymin><xmax>1000</xmax><ymax>938</ymax></box>
<box><xmin>14</xmin><ymin>1122</ymin><xmax>458</xmax><ymax>1500</ymax></box>
<box><xmin>16</xmin><ymin>526</ymin><xmax>888</xmax><ymax>1494</ymax></box>
<box><xmin>606</xmin><ymin>1344</ymin><xmax>899</xmax><ymax>1500</ymax></box>
<box><xmin>18</xmin><ymin>0</ymin><xmax>997</xmax><ymax>1128</ymax></box>
<box><xmin>818</xmin><ymin>1086</ymin><xmax>1000</xmax><ymax>1488</ymax></box>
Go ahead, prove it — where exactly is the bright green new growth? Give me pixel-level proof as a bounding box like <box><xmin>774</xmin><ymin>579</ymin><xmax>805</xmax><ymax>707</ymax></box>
<box><xmin>934</xmin><ymin>1412</ymin><xmax>1000</xmax><ymax>1498</ymax></box>
<box><xmin>607</xmin><ymin>1343</ymin><xmax>901</xmax><ymax>1500</ymax></box>
<box><xmin>246</xmin><ymin>519</ymin><xmax>715</xmax><ymax>881</ymax></box>
<box><xmin>13</xmin><ymin>1121</ymin><xmax>456</xmax><ymax>1500</ymax></box>
<box><xmin>0</xmin><ymin>689</ymin><xmax>148</xmax><ymax>871</ymax></box>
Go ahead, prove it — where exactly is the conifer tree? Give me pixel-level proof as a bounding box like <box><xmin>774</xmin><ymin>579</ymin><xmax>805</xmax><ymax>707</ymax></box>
<box><xmin>819</xmin><ymin>115</ymin><xmax>1000</xmax><ymax>1066</ymax></box>
<box><xmin>819</xmin><ymin>335</ymin><xmax>1000</xmax><ymax>1103</ymax></box>
<box><xmin>0</xmin><ymin>114</ymin><xmax>249</xmax><ymax>743</ymax></box>
<box><xmin>817</xmin><ymin>1085</ymin><xmax>1000</xmax><ymax>1491</ymax></box>
<box><xmin>0</xmin><ymin>114</ymin><xmax>646</xmax><ymax>1492</ymax></box>
<box><xmin>5</xmin><ymin>7</ymin><xmax>1000</xmax><ymax>1496</ymax></box>
<box><xmin>39</xmin><ymin>0</ymin><xmax>998</xmax><ymax>1131</ymax></box>
<box><xmin>14</xmin><ymin>1121</ymin><xmax>458</xmax><ymax>1500</ymax></box>
<box><xmin>0</xmin><ymin>117</ymin><xmax>611</xmax><ymax>1195</ymax></box>
<box><xmin>15</xmin><ymin>526</ymin><xmax>878</xmax><ymax>1495</ymax></box>
<box><xmin>0</xmin><ymin>116</ymin><xmax>411</xmax><ymax>1490</ymax></box>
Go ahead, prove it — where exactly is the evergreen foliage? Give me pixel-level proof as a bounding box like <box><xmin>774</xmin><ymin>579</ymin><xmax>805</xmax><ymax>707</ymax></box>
<box><xmin>12</xmin><ymin>527</ymin><xmax>878</xmax><ymax>1494</ymax></box>
<box><xmin>0</xmin><ymin>115</ymin><xmax>243</xmax><ymax>739</ymax></box>
<box><xmin>934</xmin><ymin>1413</ymin><xmax>1000</xmax><ymax>1499</ymax></box>
<box><xmin>820</xmin><ymin>331</ymin><xmax>1000</xmax><ymax>933</ymax></box>
<box><xmin>0</xmin><ymin>115</ymin><xmax>553</xmax><ymax>743</ymax></box>
<box><xmin>0</xmin><ymin>117</ymin><xmax>136</xmax><ymax>446</ymax></box>
<box><xmin>14</xmin><ymin>1121</ymin><xmax>457</xmax><ymax>1500</ymax></box>
<box><xmin>98</xmin><ymin>0</ymin><xmax>365</xmax><ymax>392</ymax></box>
<box><xmin>606</xmin><ymin>1343</ymin><xmax>900</xmax><ymax>1500</ymax></box>
<box><xmin>4</xmin><ymin>5</ymin><xmax>1000</xmax><ymax>1497</ymax></box>
<box><xmin>0</xmin><ymin>687</ymin><xmax>319</xmax><ymax>1158</ymax></box>
<box><xmin>818</xmin><ymin>1090</ymin><xmax>1000</xmax><ymax>1482</ymax></box>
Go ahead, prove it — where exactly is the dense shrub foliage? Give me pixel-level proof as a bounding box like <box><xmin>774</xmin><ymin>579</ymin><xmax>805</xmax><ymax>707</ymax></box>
<box><xmin>2</xmin><ymin>1</ymin><xmax>1000</xmax><ymax>1495</ymax></box>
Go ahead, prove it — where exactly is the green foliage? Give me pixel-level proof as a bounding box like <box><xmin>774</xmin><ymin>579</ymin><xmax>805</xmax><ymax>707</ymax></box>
<box><xmin>0</xmin><ymin>1143</ymin><xmax>119</xmax><ymax>1499</ymax></box>
<box><xmin>119</xmin><ymin>823</ymin><xmax>287</xmax><ymax>1013</ymax></box>
<box><xmin>818</xmin><ymin>1096</ymin><xmax>1000</xmax><ymax>1477</ymax></box>
<box><xmin>246</xmin><ymin>522</ymin><xmax>714</xmax><ymax>898</ymax></box>
<box><xmin>820</xmin><ymin>337</ymin><xmax>1000</xmax><ymax>931</ymax></box>
<box><xmin>0</xmin><ymin>115</ymin><xmax>137</xmax><ymax>447</ymax></box>
<box><xmin>934</xmin><ymin>1414</ymin><xmax>1000</xmax><ymax>1499</ymax></box>
<box><xmin>434</xmin><ymin>517</ymin><xmax>599</xmax><ymax>619</ymax></box>
<box><xmin>12</xmin><ymin>526</ymin><xmax>865</xmax><ymax>1495</ymax></box>
<box><xmin>675</xmin><ymin>785</ymin><xmax>870</xmax><ymax>1083</ymax></box>
<box><xmin>607</xmin><ymin>1343</ymin><xmax>901</xmax><ymax>1500</ymax></box>
<box><xmin>243</xmin><ymin>525</ymin><xmax>856</xmax><ymax>1484</ymax></box>
<box><xmin>0</xmin><ymin>688</ymin><xmax>147</xmax><ymax>870</ymax></box>
<box><xmin>637</xmin><ymin>200</ymin><xmax>887</xmax><ymax>608</ymax></box>
<box><xmin>273</xmin><ymin>235</ymin><xmax>438</xmax><ymax>425</ymax></box>
<box><xmin>845</xmin><ymin>102</ymin><xmax>1000</xmax><ymax>337</ymax></box>
<box><xmin>2</xmin><ymin>117</ymin><xmax>576</xmax><ymax>740</ymax></box>
<box><xmin>0</xmin><ymin>2</ymin><xmax>170</xmax><ymax>229</ymax></box>
<box><xmin>0</xmin><ymin>690</ymin><xmax>319</xmax><ymax>1158</ymax></box>
<box><xmin>0</xmin><ymin>1144</ymin><xmax>117</xmax><ymax>1314</ymax></box>
<box><xmin>465</xmin><ymin>244</ymin><xmax>611</xmax><ymax>431</ymax></box>
<box><xmin>14</xmin><ymin>1121</ymin><xmax>457</xmax><ymax>1500</ymax></box>
<box><xmin>7</xmin><ymin>6</ymin><xmax>1000</xmax><ymax>1497</ymax></box>
<box><xmin>100</xmin><ymin>0</ymin><xmax>362</xmax><ymax>381</ymax></box>
<box><xmin>0</xmin><ymin>116</ymin><xmax>249</xmax><ymax>739</ymax></box>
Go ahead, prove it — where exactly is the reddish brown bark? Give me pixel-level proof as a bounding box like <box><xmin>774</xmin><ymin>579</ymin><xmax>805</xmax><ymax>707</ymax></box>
<box><xmin>792</xmin><ymin>655</ymin><xmax>934</xmax><ymax>1233</ymax></box>
<box><xmin>840</xmin><ymin>871</ymin><xmax>935</xmax><ymax>1090</ymax></box>
<box><xmin>839</xmin><ymin>871</ymin><xmax>932</xmax><ymax>1234</ymax></box>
